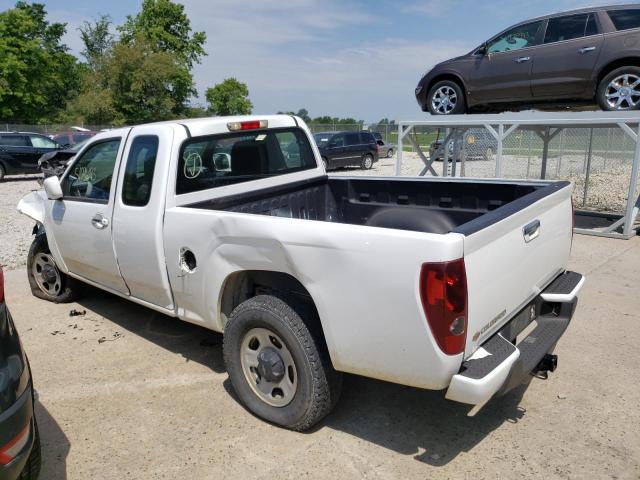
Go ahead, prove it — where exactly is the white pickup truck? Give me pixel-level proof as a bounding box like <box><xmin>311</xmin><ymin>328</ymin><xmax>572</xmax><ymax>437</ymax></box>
<box><xmin>18</xmin><ymin>115</ymin><xmax>584</xmax><ymax>430</ymax></box>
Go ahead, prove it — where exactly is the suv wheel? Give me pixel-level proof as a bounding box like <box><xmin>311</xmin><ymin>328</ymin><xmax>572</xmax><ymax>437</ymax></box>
<box><xmin>427</xmin><ymin>80</ymin><xmax>466</xmax><ymax>115</ymax></box>
<box><xmin>387</xmin><ymin>148</ymin><xmax>394</xmax><ymax>158</ymax></box>
<box><xmin>597</xmin><ymin>66</ymin><xmax>640</xmax><ymax>111</ymax></box>
<box><xmin>0</xmin><ymin>164</ymin><xmax>5</xmax><ymax>182</ymax></box>
<box><xmin>361</xmin><ymin>154</ymin><xmax>374</xmax><ymax>170</ymax></box>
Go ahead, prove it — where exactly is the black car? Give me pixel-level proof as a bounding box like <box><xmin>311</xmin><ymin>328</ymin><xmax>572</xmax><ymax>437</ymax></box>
<box><xmin>313</xmin><ymin>131</ymin><xmax>379</xmax><ymax>170</ymax></box>
<box><xmin>416</xmin><ymin>4</ymin><xmax>640</xmax><ymax>114</ymax></box>
<box><xmin>0</xmin><ymin>267</ymin><xmax>40</xmax><ymax>480</ymax></box>
<box><xmin>0</xmin><ymin>133</ymin><xmax>62</xmax><ymax>181</ymax></box>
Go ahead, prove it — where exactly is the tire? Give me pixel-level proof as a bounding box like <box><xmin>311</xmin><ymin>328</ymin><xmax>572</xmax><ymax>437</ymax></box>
<box><xmin>0</xmin><ymin>164</ymin><xmax>5</xmax><ymax>182</ymax></box>
<box><xmin>484</xmin><ymin>148</ymin><xmax>494</xmax><ymax>161</ymax></box>
<box><xmin>387</xmin><ymin>148</ymin><xmax>394</xmax><ymax>158</ymax></box>
<box><xmin>18</xmin><ymin>420</ymin><xmax>41</xmax><ymax>479</ymax></box>
<box><xmin>223</xmin><ymin>294</ymin><xmax>342</xmax><ymax>431</ymax></box>
<box><xmin>427</xmin><ymin>80</ymin><xmax>466</xmax><ymax>115</ymax></box>
<box><xmin>27</xmin><ymin>233</ymin><xmax>81</xmax><ymax>303</ymax></box>
<box><xmin>361</xmin><ymin>154</ymin><xmax>374</xmax><ymax>170</ymax></box>
<box><xmin>597</xmin><ymin>66</ymin><xmax>640</xmax><ymax>111</ymax></box>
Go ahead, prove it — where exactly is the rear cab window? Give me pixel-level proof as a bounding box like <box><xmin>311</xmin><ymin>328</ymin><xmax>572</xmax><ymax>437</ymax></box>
<box><xmin>176</xmin><ymin>128</ymin><xmax>316</xmax><ymax>195</ymax></box>
<box><xmin>122</xmin><ymin>136</ymin><xmax>159</xmax><ymax>206</ymax></box>
<box><xmin>608</xmin><ymin>9</ymin><xmax>640</xmax><ymax>31</ymax></box>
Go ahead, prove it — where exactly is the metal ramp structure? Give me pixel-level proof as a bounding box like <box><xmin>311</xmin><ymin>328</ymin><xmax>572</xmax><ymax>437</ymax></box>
<box><xmin>395</xmin><ymin>111</ymin><xmax>640</xmax><ymax>239</ymax></box>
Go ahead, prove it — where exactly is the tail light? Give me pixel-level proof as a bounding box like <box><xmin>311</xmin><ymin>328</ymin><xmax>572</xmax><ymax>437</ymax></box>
<box><xmin>227</xmin><ymin>120</ymin><xmax>268</xmax><ymax>131</ymax></box>
<box><xmin>419</xmin><ymin>259</ymin><xmax>468</xmax><ymax>355</ymax></box>
<box><xmin>0</xmin><ymin>423</ymin><xmax>30</xmax><ymax>465</ymax></box>
<box><xmin>0</xmin><ymin>267</ymin><xmax>4</xmax><ymax>304</ymax></box>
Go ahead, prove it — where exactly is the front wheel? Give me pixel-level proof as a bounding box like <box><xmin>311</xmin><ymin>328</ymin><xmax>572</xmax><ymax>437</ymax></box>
<box><xmin>223</xmin><ymin>295</ymin><xmax>342</xmax><ymax>431</ymax></box>
<box><xmin>27</xmin><ymin>233</ymin><xmax>81</xmax><ymax>303</ymax></box>
<box><xmin>427</xmin><ymin>80</ymin><xmax>466</xmax><ymax>115</ymax></box>
<box><xmin>361</xmin><ymin>154</ymin><xmax>374</xmax><ymax>170</ymax></box>
<box><xmin>597</xmin><ymin>66</ymin><xmax>640</xmax><ymax>111</ymax></box>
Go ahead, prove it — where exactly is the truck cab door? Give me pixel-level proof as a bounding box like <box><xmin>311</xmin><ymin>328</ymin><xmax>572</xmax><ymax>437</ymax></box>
<box><xmin>45</xmin><ymin>136</ymin><xmax>129</xmax><ymax>294</ymax></box>
<box><xmin>111</xmin><ymin>125</ymin><xmax>175</xmax><ymax>310</ymax></box>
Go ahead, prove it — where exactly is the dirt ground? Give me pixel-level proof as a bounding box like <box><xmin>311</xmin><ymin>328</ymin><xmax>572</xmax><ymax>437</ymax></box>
<box><xmin>2</xmin><ymin>234</ymin><xmax>639</xmax><ymax>480</ymax></box>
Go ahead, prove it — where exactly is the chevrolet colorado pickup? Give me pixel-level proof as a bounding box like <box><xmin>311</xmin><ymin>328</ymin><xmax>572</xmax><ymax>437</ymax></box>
<box><xmin>17</xmin><ymin>115</ymin><xmax>584</xmax><ymax>430</ymax></box>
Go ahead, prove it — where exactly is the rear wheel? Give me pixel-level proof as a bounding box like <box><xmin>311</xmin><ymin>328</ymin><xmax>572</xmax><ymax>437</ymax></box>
<box><xmin>27</xmin><ymin>233</ymin><xmax>81</xmax><ymax>303</ymax></box>
<box><xmin>387</xmin><ymin>148</ymin><xmax>394</xmax><ymax>158</ymax></box>
<box><xmin>361</xmin><ymin>154</ymin><xmax>374</xmax><ymax>170</ymax></box>
<box><xmin>597</xmin><ymin>66</ymin><xmax>640</xmax><ymax>111</ymax></box>
<box><xmin>0</xmin><ymin>164</ymin><xmax>5</xmax><ymax>182</ymax></box>
<box><xmin>427</xmin><ymin>80</ymin><xmax>466</xmax><ymax>115</ymax></box>
<box><xmin>223</xmin><ymin>295</ymin><xmax>342</xmax><ymax>431</ymax></box>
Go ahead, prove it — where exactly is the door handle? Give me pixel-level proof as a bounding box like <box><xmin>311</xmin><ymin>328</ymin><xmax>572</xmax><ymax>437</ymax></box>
<box><xmin>91</xmin><ymin>213</ymin><xmax>109</xmax><ymax>230</ymax></box>
<box><xmin>523</xmin><ymin>220</ymin><xmax>541</xmax><ymax>243</ymax></box>
<box><xmin>515</xmin><ymin>56</ymin><xmax>531</xmax><ymax>63</ymax></box>
<box><xmin>579</xmin><ymin>46</ymin><xmax>596</xmax><ymax>54</ymax></box>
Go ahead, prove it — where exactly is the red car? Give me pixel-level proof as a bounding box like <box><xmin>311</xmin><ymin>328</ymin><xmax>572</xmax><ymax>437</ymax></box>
<box><xmin>51</xmin><ymin>131</ymin><xmax>96</xmax><ymax>147</ymax></box>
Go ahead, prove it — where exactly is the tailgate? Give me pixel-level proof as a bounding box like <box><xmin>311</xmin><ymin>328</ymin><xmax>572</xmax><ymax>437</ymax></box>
<box><xmin>460</xmin><ymin>182</ymin><xmax>573</xmax><ymax>358</ymax></box>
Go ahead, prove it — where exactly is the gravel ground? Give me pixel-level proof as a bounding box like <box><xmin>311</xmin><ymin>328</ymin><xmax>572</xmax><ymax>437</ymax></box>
<box><xmin>0</xmin><ymin>174</ymin><xmax>41</xmax><ymax>270</ymax></box>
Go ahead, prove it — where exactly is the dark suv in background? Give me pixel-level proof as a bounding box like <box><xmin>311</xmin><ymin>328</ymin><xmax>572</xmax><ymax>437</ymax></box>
<box><xmin>0</xmin><ymin>133</ymin><xmax>62</xmax><ymax>181</ymax></box>
<box><xmin>313</xmin><ymin>131</ymin><xmax>379</xmax><ymax>170</ymax></box>
<box><xmin>416</xmin><ymin>4</ymin><xmax>640</xmax><ymax>114</ymax></box>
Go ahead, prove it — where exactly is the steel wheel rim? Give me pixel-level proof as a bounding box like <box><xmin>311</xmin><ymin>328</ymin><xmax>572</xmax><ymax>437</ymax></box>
<box><xmin>240</xmin><ymin>327</ymin><xmax>298</xmax><ymax>407</ymax></box>
<box><xmin>364</xmin><ymin>156</ymin><xmax>373</xmax><ymax>168</ymax></box>
<box><xmin>32</xmin><ymin>252</ymin><xmax>62</xmax><ymax>296</ymax></box>
<box><xmin>605</xmin><ymin>74</ymin><xmax>640</xmax><ymax>110</ymax></box>
<box><xmin>432</xmin><ymin>86</ymin><xmax>457</xmax><ymax>114</ymax></box>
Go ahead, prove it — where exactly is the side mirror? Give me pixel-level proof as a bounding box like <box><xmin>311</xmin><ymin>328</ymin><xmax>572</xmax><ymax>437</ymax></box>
<box><xmin>43</xmin><ymin>175</ymin><xmax>63</xmax><ymax>200</ymax></box>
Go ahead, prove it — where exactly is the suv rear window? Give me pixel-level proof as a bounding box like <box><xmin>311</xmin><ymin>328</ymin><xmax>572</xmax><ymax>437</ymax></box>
<box><xmin>176</xmin><ymin>128</ymin><xmax>316</xmax><ymax>195</ymax></box>
<box><xmin>544</xmin><ymin>14</ymin><xmax>590</xmax><ymax>43</ymax></box>
<box><xmin>608</xmin><ymin>9</ymin><xmax>640</xmax><ymax>31</ymax></box>
<box><xmin>360</xmin><ymin>132</ymin><xmax>375</xmax><ymax>144</ymax></box>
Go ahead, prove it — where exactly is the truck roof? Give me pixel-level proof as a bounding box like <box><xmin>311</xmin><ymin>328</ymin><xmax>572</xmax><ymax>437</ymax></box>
<box><xmin>147</xmin><ymin>114</ymin><xmax>301</xmax><ymax>138</ymax></box>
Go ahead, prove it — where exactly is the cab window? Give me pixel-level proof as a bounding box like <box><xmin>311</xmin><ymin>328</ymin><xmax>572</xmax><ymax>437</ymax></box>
<box><xmin>122</xmin><ymin>136</ymin><xmax>159</xmax><ymax>207</ymax></box>
<box><xmin>608</xmin><ymin>9</ymin><xmax>640</xmax><ymax>31</ymax></box>
<box><xmin>544</xmin><ymin>14</ymin><xmax>591</xmax><ymax>44</ymax></box>
<box><xmin>176</xmin><ymin>128</ymin><xmax>316</xmax><ymax>195</ymax></box>
<box><xmin>488</xmin><ymin>21</ymin><xmax>544</xmax><ymax>54</ymax></box>
<box><xmin>63</xmin><ymin>139</ymin><xmax>121</xmax><ymax>203</ymax></box>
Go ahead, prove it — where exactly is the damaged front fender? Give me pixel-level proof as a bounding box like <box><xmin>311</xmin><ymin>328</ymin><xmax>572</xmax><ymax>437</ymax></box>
<box><xmin>16</xmin><ymin>190</ymin><xmax>47</xmax><ymax>225</ymax></box>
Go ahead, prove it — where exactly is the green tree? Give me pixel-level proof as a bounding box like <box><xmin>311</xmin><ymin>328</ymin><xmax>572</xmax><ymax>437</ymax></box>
<box><xmin>206</xmin><ymin>78</ymin><xmax>253</xmax><ymax>116</ymax></box>
<box><xmin>79</xmin><ymin>15</ymin><xmax>113</xmax><ymax>69</ymax></box>
<box><xmin>296</xmin><ymin>108</ymin><xmax>311</xmax><ymax>123</ymax></box>
<box><xmin>0</xmin><ymin>2</ymin><xmax>80</xmax><ymax>123</ymax></box>
<box><xmin>118</xmin><ymin>0</ymin><xmax>206</xmax><ymax>69</ymax></box>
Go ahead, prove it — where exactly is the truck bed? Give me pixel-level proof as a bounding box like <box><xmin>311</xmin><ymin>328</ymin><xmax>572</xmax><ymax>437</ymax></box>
<box><xmin>189</xmin><ymin>176</ymin><xmax>567</xmax><ymax>235</ymax></box>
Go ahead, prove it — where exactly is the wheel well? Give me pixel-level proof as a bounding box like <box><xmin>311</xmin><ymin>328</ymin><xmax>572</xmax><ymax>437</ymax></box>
<box><xmin>427</xmin><ymin>74</ymin><xmax>467</xmax><ymax>102</ymax></box>
<box><xmin>597</xmin><ymin>58</ymin><xmax>640</xmax><ymax>87</ymax></box>
<box><xmin>220</xmin><ymin>270</ymin><xmax>326</xmax><ymax>342</ymax></box>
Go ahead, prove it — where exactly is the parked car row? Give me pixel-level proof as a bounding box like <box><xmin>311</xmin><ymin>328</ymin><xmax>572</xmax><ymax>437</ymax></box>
<box><xmin>416</xmin><ymin>4</ymin><xmax>640</xmax><ymax>114</ymax></box>
<box><xmin>0</xmin><ymin>131</ymin><xmax>95</xmax><ymax>181</ymax></box>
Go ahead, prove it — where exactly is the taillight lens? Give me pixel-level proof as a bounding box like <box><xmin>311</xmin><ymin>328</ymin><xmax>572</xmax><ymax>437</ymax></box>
<box><xmin>0</xmin><ymin>423</ymin><xmax>30</xmax><ymax>465</ymax></box>
<box><xmin>227</xmin><ymin>120</ymin><xmax>268</xmax><ymax>131</ymax></box>
<box><xmin>420</xmin><ymin>259</ymin><xmax>468</xmax><ymax>355</ymax></box>
<box><xmin>0</xmin><ymin>267</ymin><xmax>4</xmax><ymax>304</ymax></box>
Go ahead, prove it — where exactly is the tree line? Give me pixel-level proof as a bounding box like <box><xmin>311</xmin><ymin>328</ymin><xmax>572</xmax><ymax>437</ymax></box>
<box><xmin>0</xmin><ymin>0</ymin><xmax>253</xmax><ymax>125</ymax></box>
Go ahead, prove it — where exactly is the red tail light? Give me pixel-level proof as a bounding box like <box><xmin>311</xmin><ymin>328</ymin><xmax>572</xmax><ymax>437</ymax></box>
<box><xmin>0</xmin><ymin>424</ymin><xmax>30</xmax><ymax>465</ymax></box>
<box><xmin>419</xmin><ymin>259</ymin><xmax>468</xmax><ymax>355</ymax></box>
<box><xmin>0</xmin><ymin>267</ymin><xmax>4</xmax><ymax>304</ymax></box>
<box><xmin>227</xmin><ymin>120</ymin><xmax>268</xmax><ymax>131</ymax></box>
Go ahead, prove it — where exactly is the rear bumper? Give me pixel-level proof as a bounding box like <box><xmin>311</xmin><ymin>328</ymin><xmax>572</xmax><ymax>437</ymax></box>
<box><xmin>445</xmin><ymin>271</ymin><xmax>584</xmax><ymax>414</ymax></box>
<box><xmin>0</xmin><ymin>385</ymin><xmax>35</xmax><ymax>480</ymax></box>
